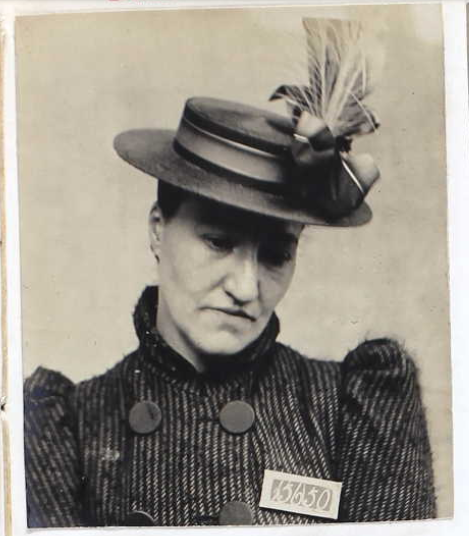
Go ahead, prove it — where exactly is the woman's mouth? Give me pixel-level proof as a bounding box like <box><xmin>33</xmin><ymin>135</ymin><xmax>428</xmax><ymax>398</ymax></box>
<box><xmin>209</xmin><ymin>308</ymin><xmax>256</xmax><ymax>322</ymax></box>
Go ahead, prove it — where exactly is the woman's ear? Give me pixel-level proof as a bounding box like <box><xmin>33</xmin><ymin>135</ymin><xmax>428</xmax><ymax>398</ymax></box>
<box><xmin>148</xmin><ymin>201</ymin><xmax>163</xmax><ymax>262</ymax></box>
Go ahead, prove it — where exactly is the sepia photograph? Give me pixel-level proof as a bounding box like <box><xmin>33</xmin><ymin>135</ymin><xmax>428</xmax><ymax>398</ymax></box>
<box><xmin>9</xmin><ymin>2</ymin><xmax>452</xmax><ymax>529</ymax></box>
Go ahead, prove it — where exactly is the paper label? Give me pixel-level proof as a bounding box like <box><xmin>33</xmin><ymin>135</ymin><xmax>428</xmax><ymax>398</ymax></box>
<box><xmin>259</xmin><ymin>469</ymin><xmax>342</xmax><ymax>520</ymax></box>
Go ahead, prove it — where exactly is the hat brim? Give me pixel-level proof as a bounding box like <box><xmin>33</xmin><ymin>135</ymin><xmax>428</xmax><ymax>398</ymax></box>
<box><xmin>114</xmin><ymin>129</ymin><xmax>372</xmax><ymax>227</ymax></box>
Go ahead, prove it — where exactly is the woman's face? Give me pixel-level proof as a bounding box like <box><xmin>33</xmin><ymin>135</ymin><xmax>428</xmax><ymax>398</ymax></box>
<box><xmin>152</xmin><ymin>194</ymin><xmax>302</xmax><ymax>368</ymax></box>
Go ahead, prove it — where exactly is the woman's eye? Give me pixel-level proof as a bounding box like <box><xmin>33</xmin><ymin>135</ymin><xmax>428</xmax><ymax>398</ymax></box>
<box><xmin>203</xmin><ymin>235</ymin><xmax>234</xmax><ymax>252</ymax></box>
<box><xmin>260</xmin><ymin>246</ymin><xmax>293</xmax><ymax>267</ymax></box>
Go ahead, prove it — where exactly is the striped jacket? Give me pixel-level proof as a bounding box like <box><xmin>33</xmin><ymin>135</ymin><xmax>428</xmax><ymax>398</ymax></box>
<box><xmin>24</xmin><ymin>286</ymin><xmax>436</xmax><ymax>527</ymax></box>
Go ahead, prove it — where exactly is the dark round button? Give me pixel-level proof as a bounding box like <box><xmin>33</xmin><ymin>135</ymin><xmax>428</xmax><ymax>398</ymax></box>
<box><xmin>124</xmin><ymin>510</ymin><xmax>155</xmax><ymax>526</ymax></box>
<box><xmin>219</xmin><ymin>401</ymin><xmax>255</xmax><ymax>434</ymax></box>
<box><xmin>128</xmin><ymin>401</ymin><xmax>162</xmax><ymax>434</ymax></box>
<box><xmin>219</xmin><ymin>501</ymin><xmax>253</xmax><ymax>525</ymax></box>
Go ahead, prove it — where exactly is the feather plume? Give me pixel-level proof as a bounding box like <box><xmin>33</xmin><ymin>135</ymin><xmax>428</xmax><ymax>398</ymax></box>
<box><xmin>273</xmin><ymin>18</ymin><xmax>382</xmax><ymax>139</ymax></box>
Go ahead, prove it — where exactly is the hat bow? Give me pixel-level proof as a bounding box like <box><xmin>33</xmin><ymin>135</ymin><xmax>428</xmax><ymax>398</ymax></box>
<box><xmin>287</xmin><ymin>110</ymin><xmax>379</xmax><ymax>221</ymax></box>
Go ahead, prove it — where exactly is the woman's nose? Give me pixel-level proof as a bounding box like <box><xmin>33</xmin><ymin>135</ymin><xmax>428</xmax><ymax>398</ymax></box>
<box><xmin>224</xmin><ymin>248</ymin><xmax>260</xmax><ymax>304</ymax></box>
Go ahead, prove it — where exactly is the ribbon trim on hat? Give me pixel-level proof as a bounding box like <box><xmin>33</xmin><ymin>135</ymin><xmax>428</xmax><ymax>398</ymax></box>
<box><xmin>271</xmin><ymin>85</ymin><xmax>380</xmax><ymax>221</ymax></box>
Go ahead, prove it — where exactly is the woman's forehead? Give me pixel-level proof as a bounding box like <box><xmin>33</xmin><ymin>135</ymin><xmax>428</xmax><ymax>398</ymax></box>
<box><xmin>177</xmin><ymin>195</ymin><xmax>303</xmax><ymax>239</ymax></box>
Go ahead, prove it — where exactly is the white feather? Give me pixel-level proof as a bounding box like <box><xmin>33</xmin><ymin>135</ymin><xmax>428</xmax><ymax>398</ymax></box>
<box><xmin>282</xmin><ymin>18</ymin><xmax>383</xmax><ymax>139</ymax></box>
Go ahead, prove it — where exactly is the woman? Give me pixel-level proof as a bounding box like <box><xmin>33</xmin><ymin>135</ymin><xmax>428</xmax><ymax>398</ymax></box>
<box><xmin>23</xmin><ymin>93</ymin><xmax>436</xmax><ymax>527</ymax></box>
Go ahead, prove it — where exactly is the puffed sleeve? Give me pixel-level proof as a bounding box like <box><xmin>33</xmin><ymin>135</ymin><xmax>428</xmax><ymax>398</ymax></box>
<box><xmin>24</xmin><ymin>367</ymin><xmax>85</xmax><ymax>527</ymax></box>
<box><xmin>336</xmin><ymin>339</ymin><xmax>436</xmax><ymax>521</ymax></box>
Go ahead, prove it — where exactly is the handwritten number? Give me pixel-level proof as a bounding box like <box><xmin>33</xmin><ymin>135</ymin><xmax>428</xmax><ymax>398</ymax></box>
<box><xmin>291</xmin><ymin>482</ymin><xmax>305</xmax><ymax>505</ymax></box>
<box><xmin>270</xmin><ymin>479</ymin><xmax>332</xmax><ymax>514</ymax></box>
<box><xmin>317</xmin><ymin>489</ymin><xmax>332</xmax><ymax>511</ymax></box>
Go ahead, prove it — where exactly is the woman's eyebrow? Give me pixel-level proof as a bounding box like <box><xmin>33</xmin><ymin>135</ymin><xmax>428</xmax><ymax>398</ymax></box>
<box><xmin>262</xmin><ymin>231</ymin><xmax>299</xmax><ymax>246</ymax></box>
<box><xmin>195</xmin><ymin>208</ymin><xmax>299</xmax><ymax>244</ymax></box>
<box><xmin>195</xmin><ymin>207</ymin><xmax>238</xmax><ymax>228</ymax></box>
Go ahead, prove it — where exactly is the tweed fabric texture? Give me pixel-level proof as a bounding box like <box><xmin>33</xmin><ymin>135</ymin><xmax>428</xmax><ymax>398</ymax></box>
<box><xmin>24</xmin><ymin>287</ymin><xmax>436</xmax><ymax>527</ymax></box>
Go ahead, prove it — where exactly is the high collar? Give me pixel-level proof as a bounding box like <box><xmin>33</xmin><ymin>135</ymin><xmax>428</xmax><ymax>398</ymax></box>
<box><xmin>132</xmin><ymin>286</ymin><xmax>280</xmax><ymax>385</ymax></box>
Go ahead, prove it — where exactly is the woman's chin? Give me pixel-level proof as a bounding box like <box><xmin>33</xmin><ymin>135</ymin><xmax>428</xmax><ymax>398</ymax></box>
<box><xmin>193</xmin><ymin>330</ymin><xmax>257</xmax><ymax>358</ymax></box>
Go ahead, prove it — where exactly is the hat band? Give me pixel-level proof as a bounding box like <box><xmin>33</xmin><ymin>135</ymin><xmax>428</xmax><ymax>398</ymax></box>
<box><xmin>175</xmin><ymin>117</ymin><xmax>288</xmax><ymax>183</ymax></box>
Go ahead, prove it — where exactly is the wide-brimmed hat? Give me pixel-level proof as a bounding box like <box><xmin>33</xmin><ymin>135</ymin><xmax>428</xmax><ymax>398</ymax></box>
<box><xmin>114</xmin><ymin>96</ymin><xmax>378</xmax><ymax>227</ymax></box>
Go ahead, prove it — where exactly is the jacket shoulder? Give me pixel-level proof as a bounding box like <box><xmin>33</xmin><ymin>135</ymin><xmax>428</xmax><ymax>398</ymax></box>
<box><xmin>273</xmin><ymin>337</ymin><xmax>416</xmax><ymax>389</ymax></box>
<box><xmin>342</xmin><ymin>337</ymin><xmax>417</xmax><ymax>375</ymax></box>
<box><xmin>337</xmin><ymin>337</ymin><xmax>436</xmax><ymax>521</ymax></box>
<box><xmin>24</xmin><ymin>366</ymin><xmax>76</xmax><ymax>402</ymax></box>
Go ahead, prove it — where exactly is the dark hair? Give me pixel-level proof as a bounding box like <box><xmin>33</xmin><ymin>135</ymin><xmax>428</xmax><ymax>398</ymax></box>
<box><xmin>157</xmin><ymin>181</ymin><xmax>187</xmax><ymax>220</ymax></box>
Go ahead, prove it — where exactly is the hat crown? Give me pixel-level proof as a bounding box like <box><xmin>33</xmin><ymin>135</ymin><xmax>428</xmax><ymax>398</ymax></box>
<box><xmin>183</xmin><ymin>97</ymin><xmax>294</xmax><ymax>156</ymax></box>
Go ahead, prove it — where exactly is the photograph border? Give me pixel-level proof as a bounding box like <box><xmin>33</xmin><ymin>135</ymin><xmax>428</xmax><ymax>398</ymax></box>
<box><xmin>1</xmin><ymin>1</ymin><xmax>468</xmax><ymax>535</ymax></box>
